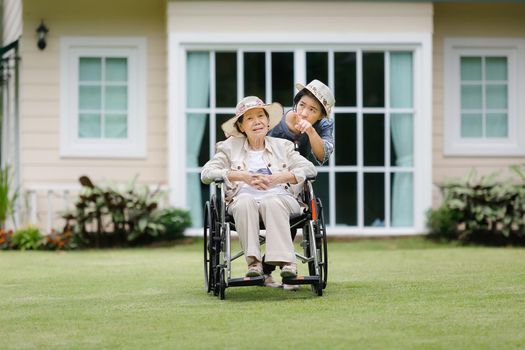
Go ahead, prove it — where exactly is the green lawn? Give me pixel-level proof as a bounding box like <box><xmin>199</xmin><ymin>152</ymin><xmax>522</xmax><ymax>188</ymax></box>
<box><xmin>1</xmin><ymin>237</ymin><xmax>524</xmax><ymax>349</ymax></box>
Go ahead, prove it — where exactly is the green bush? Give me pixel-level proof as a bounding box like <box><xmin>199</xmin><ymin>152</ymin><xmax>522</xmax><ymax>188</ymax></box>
<box><xmin>11</xmin><ymin>226</ymin><xmax>43</xmax><ymax>251</ymax></box>
<box><xmin>63</xmin><ymin>175</ymin><xmax>190</xmax><ymax>247</ymax></box>
<box><xmin>154</xmin><ymin>208</ymin><xmax>192</xmax><ymax>241</ymax></box>
<box><xmin>427</xmin><ymin>165</ymin><xmax>525</xmax><ymax>245</ymax></box>
<box><xmin>0</xmin><ymin>165</ymin><xmax>18</xmax><ymax>229</ymax></box>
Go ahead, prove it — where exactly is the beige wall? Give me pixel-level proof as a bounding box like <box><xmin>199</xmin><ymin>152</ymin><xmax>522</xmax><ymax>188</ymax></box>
<box><xmin>433</xmin><ymin>3</ymin><xmax>525</xmax><ymax>186</ymax></box>
<box><xmin>20</xmin><ymin>0</ymin><xmax>167</xmax><ymax>189</ymax></box>
<box><xmin>168</xmin><ymin>1</ymin><xmax>433</xmax><ymax>33</ymax></box>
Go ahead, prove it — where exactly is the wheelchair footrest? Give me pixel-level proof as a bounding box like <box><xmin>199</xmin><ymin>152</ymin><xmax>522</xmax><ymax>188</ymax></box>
<box><xmin>228</xmin><ymin>276</ymin><xmax>265</xmax><ymax>287</ymax></box>
<box><xmin>281</xmin><ymin>275</ymin><xmax>320</xmax><ymax>285</ymax></box>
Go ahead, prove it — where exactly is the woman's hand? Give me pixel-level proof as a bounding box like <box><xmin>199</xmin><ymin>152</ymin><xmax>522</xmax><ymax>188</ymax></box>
<box><xmin>293</xmin><ymin>113</ymin><xmax>314</xmax><ymax>135</ymax></box>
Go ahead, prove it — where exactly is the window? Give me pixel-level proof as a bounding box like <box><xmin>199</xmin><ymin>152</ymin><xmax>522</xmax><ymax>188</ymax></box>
<box><xmin>443</xmin><ymin>38</ymin><xmax>525</xmax><ymax>156</ymax></box>
<box><xmin>60</xmin><ymin>37</ymin><xmax>147</xmax><ymax>158</ymax></box>
<box><xmin>184</xmin><ymin>48</ymin><xmax>417</xmax><ymax>231</ymax></box>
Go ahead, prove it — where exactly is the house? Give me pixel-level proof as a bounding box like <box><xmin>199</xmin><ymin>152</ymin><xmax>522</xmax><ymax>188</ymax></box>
<box><xmin>1</xmin><ymin>0</ymin><xmax>524</xmax><ymax>236</ymax></box>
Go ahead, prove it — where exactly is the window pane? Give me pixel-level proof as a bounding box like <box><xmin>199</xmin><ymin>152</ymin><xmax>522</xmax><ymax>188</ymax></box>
<box><xmin>79</xmin><ymin>86</ymin><xmax>101</xmax><ymax>109</ymax></box>
<box><xmin>306</xmin><ymin>52</ymin><xmax>328</xmax><ymax>84</ymax></box>
<box><xmin>186</xmin><ymin>113</ymin><xmax>209</xmax><ymax>167</ymax></box>
<box><xmin>106</xmin><ymin>58</ymin><xmax>127</xmax><ymax>82</ymax></box>
<box><xmin>460</xmin><ymin>57</ymin><xmax>482</xmax><ymax>81</ymax></box>
<box><xmin>105</xmin><ymin>86</ymin><xmax>127</xmax><ymax>111</ymax></box>
<box><xmin>334</xmin><ymin>113</ymin><xmax>357</xmax><ymax>166</ymax></box>
<box><xmin>391</xmin><ymin>172</ymin><xmax>413</xmax><ymax>227</ymax></box>
<box><xmin>363</xmin><ymin>114</ymin><xmax>384</xmax><ymax>166</ymax></box>
<box><xmin>271</xmin><ymin>52</ymin><xmax>294</xmax><ymax>105</ymax></box>
<box><xmin>486</xmin><ymin>113</ymin><xmax>508</xmax><ymax>138</ymax></box>
<box><xmin>364</xmin><ymin>173</ymin><xmax>384</xmax><ymax>227</ymax></box>
<box><xmin>187</xmin><ymin>52</ymin><xmax>210</xmax><ymax>108</ymax></box>
<box><xmin>485</xmin><ymin>57</ymin><xmax>507</xmax><ymax>81</ymax></box>
<box><xmin>335</xmin><ymin>172</ymin><xmax>357</xmax><ymax>225</ymax></box>
<box><xmin>78</xmin><ymin>113</ymin><xmax>101</xmax><ymax>138</ymax></box>
<box><xmin>215</xmin><ymin>114</ymin><xmax>232</xmax><ymax>144</ymax></box>
<box><xmin>486</xmin><ymin>85</ymin><xmax>507</xmax><ymax>109</ymax></box>
<box><xmin>461</xmin><ymin>113</ymin><xmax>482</xmax><ymax>138</ymax></box>
<box><xmin>461</xmin><ymin>85</ymin><xmax>482</xmax><ymax>109</ymax></box>
<box><xmin>215</xmin><ymin>52</ymin><xmax>237</xmax><ymax>108</ymax></box>
<box><xmin>187</xmin><ymin>172</ymin><xmax>210</xmax><ymax>228</ymax></box>
<box><xmin>334</xmin><ymin>52</ymin><xmax>357</xmax><ymax>107</ymax></box>
<box><xmin>105</xmin><ymin>114</ymin><xmax>127</xmax><ymax>138</ymax></box>
<box><xmin>363</xmin><ymin>52</ymin><xmax>384</xmax><ymax>107</ymax></box>
<box><xmin>390</xmin><ymin>52</ymin><xmax>413</xmax><ymax>108</ymax></box>
<box><xmin>79</xmin><ymin>58</ymin><xmax>101</xmax><ymax>82</ymax></box>
<box><xmin>390</xmin><ymin>113</ymin><xmax>413</xmax><ymax>167</ymax></box>
<box><xmin>244</xmin><ymin>52</ymin><xmax>265</xmax><ymax>99</ymax></box>
<box><xmin>312</xmin><ymin>172</ymin><xmax>330</xmax><ymax>227</ymax></box>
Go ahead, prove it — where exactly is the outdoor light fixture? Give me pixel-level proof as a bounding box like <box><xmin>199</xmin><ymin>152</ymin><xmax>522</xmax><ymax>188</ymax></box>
<box><xmin>36</xmin><ymin>21</ymin><xmax>48</xmax><ymax>50</ymax></box>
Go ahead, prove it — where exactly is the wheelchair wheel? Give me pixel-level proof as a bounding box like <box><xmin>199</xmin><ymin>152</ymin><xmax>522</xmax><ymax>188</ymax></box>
<box><xmin>317</xmin><ymin>197</ymin><xmax>328</xmax><ymax>289</ymax></box>
<box><xmin>203</xmin><ymin>201</ymin><xmax>213</xmax><ymax>293</ymax></box>
<box><xmin>218</xmin><ymin>267</ymin><xmax>226</xmax><ymax>300</ymax></box>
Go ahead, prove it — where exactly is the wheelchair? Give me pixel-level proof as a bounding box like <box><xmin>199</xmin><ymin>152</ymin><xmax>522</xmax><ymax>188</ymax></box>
<box><xmin>203</xmin><ymin>176</ymin><xmax>328</xmax><ymax>300</ymax></box>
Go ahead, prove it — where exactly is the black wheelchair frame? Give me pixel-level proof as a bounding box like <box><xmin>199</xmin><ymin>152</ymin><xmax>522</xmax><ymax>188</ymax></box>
<box><xmin>203</xmin><ymin>177</ymin><xmax>328</xmax><ymax>300</ymax></box>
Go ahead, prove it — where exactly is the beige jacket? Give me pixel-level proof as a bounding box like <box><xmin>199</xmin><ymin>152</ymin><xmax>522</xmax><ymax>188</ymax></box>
<box><xmin>201</xmin><ymin>136</ymin><xmax>317</xmax><ymax>203</ymax></box>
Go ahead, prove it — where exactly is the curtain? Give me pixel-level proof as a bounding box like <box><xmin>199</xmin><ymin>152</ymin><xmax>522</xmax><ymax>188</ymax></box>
<box><xmin>186</xmin><ymin>52</ymin><xmax>210</xmax><ymax>227</ymax></box>
<box><xmin>390</xmin><ymin>52</ymin><xmax>413</xmax><ymax>227</ymax></box>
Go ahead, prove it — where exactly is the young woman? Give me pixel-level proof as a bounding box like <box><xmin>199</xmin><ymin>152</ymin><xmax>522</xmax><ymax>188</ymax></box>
<box><xmin>265</xmin><ymin>79</ymin><xmax>335</xmax><ymax>289</ymax></box>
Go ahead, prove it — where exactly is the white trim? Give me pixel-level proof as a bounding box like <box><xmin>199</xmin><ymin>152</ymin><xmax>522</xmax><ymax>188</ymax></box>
<box><xmin>60</xmin><ymin>37</ymin><xmax>147</xmax><ymax>158</ymax></box>
<box><xmin>443</xmin><ymin>38</ymin><xmax>525</xmax><ymax>156</ymax></box>
<box><xmin>168</xmin><ymin>31</ymin><xmax>432</xmax><ymax>235</ymax></box>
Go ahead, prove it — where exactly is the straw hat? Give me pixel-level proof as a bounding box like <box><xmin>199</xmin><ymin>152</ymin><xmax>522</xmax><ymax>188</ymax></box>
<box><xmin>295</xmin><ymin>79</ymin><xmax>335</xmax><ymax>115</ymax></box>
<box><xmin>221</xmin><ymin>96</ymin><xmax>283</xmax><ymax>137</ymax></box>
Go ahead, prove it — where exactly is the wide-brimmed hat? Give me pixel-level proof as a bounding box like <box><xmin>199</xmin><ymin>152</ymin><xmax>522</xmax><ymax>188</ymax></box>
<box><xmin>295</xmin><ymin>79</ymin><xmax>335</xmax><ymax>115</ymax></box>
<box><xmin>221</xmin><ymin>96</ymin><xmax>283</xmax><ymax>137</ymax></box>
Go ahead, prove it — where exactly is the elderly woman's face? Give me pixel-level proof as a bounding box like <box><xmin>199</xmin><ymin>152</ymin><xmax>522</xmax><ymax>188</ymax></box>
<box><xmin>295</xmin><ymin>95</ymin><xmax>323</xmax><ymax>125</ymax></box>
<box><xmin>238</xmin><ymin>108</ymin><xmax>269</xmax><ymax>139</ymax></box>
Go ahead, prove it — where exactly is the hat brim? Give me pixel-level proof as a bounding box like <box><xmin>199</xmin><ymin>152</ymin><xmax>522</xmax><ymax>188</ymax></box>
<box><xmin>221</xmin><ymin>102</ymin><xmax>283</xmax><ymax>138</ymax></box>
<box><xmin>295</xmin><ymin>82</ymin><xmax>330</xmax><ymax>115</ymax></box>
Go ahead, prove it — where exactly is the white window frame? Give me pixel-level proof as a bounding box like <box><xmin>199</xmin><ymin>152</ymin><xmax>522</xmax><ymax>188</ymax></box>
<box><xmin>168</xmin><ymin>32</ymin><xmax>433</xmax><ymax>236</ymax></box>
<box><xmin>60</xmin><ymin>37</ymin><xmax>147</xmax><ymax>158</ymax></box>
<box><xmin>443</xmin><ymin>38</ymin><xmax>525</xmax><ymax>156</ymax></box>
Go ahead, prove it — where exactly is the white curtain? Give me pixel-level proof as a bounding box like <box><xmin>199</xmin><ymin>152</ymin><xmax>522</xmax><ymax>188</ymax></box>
<box><xmin>186</xmin><ymin>52</ymin><xmax>210</xmax><ymax>227</ymax></box>
<box><xmin>390</xmin><ymin>52</ymin><xmax>413</xmax><ymax>227</ymax></box>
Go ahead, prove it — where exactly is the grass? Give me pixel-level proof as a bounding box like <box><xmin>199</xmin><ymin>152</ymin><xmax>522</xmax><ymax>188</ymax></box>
<box><xmin>1</xmin><ymin>236</ymin><xmax>524</xmax><ymax>349</ymax></box>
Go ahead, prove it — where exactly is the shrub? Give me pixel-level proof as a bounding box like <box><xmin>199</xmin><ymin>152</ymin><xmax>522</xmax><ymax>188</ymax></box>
<box><xmin>154</xmin><ymin>208</ymin><xmax>192</xmax><ymax>241</ymax></box>
<box><xmin>427</xmin><ymin>165</ymin><xmax>525</xmax><ymax>245</ymax></box>
<box><xmin>0</xmin><ymin>229</ymin><xmax>14</xmax><ymax>250</ymax></box>
<box><xmin>0</xmin><ymin>165</ymin><xmax>18</xmax><ymax>229</ymax></box>
<box><xmin>43</xmin><ymin>229</ymin><xmax>76</xmax><ymax>250</ymax></box>
<box><xmin>11</xmin><ymin>226</ymin><xmax>43</xmax><ymax>250</ymax></box>
<box><xmin>63</xmin><ymin>175</ymin><xmax>190</xmax><ymax>247</ymax></box>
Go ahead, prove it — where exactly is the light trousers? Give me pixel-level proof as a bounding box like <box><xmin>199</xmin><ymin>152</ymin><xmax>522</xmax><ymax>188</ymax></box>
<box><xmin>228</xmin><ymin>194</ymin><xmax>301</xmax><ymax>265</ymax></box>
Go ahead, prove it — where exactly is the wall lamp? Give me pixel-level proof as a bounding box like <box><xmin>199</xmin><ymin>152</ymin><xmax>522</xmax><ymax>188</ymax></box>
<box><xmin>36</xmin><ymin>21</ymin><xmax>49</xmax><ymax>50</ymax></box>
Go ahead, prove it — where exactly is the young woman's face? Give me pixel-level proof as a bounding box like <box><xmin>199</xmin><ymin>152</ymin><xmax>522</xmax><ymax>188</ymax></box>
<box><xmin>238</xmin><ymin>108</ymin><xmax>269</xmax><ymax>140</ymax></box>
<box><xmin>295</xmin><ymin>95</ymin><xmax>323</xmax><ymax>125</ymax></box>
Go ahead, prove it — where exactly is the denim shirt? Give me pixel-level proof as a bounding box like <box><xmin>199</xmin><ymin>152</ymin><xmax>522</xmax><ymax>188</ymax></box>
<box><xmin>268</xmin><ymin>111</ymin><xmax>334</xmax><ymax>165</ymax></box>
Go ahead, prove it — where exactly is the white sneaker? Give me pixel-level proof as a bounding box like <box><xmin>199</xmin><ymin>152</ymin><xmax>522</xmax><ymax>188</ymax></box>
<box><xmin>283</xmin><ymin>284</ymin><xmax>300</xmax><ymax>291</ymax></box>
<box><xmin>264</xmin><ymin>274</ymin><xmax>282</xmax><ymax>288</ymax></box>
<box><xmin>280</xmin><ymin>263</ymin><xmax>297</xmax><ymax>279</ymax></box>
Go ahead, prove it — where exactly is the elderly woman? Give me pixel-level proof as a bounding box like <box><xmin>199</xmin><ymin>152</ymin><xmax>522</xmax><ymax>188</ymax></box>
<box><xmin>201</xmin><ymin>96</ymin><xmax>317</xmax><ymax>278</ymax></box>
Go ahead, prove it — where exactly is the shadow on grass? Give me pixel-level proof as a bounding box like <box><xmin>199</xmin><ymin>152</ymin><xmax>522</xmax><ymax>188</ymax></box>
<box><xmin>196</xmin><ymin>281</ymin><xmax>368</xmax><ymax>303</ymax></box>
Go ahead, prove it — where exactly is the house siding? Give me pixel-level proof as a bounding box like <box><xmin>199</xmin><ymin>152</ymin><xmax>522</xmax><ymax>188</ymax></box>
<box><xmin>20</xmin><ymin>0</ymin><xmax>167</xmax><ymax>187</ymax></box>
<box><xmin>19</xmin><ymin>0</ymin><xmax>166</xmax><ymax>230</ymax></box>
<box><xmin>433</xmin><ymin>3</ymin><xmax>525</xmax><ymax>191</ymax></box>
<box><xmin>168</xmin><ymin>1</ymin><xmax>433</xmax><ymax>33</ymax></box>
